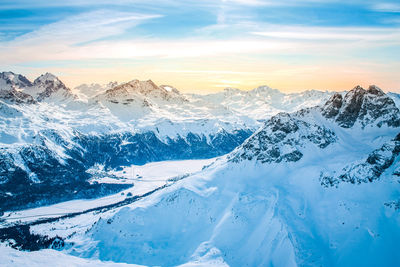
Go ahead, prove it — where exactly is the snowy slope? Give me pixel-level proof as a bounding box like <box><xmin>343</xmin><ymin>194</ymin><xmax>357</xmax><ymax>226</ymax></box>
<box><xmin>3</xmin><ymin>85</ymin><xmax>398</xmax><ymax>266</ymax></box>
<box><xmin>0</xmin><ymin>244</ymin><xmax>144</xmax><ymax>267</ymax></box>
<box><xmin>388</xmin><ymin>92</ymin><xmax>400</xmax><ymax>109</ymax></box>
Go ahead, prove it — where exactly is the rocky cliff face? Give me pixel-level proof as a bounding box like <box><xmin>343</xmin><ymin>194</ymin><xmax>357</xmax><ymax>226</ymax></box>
<box><xmin>322</xmin><ymin>85</ymin><xmax>400</xmax><ymax>128</ymax></box>
<box><xmin>230</xmin><ymin>85</ymin><xmax>400</xmax><ymax>178</ymax></box>
<box><xmin>229</xmin><ymin>112</ymin><xmax>336</xmax><ymax>163</ymax></box>
<box><xmin>321</xmin><ymin>132</ymin><xmax>400</xmax><ymax>186</ymax></box>
<box><xmin>0</xmin><ymin>89</ymin><xmax>36</xmax><ymax>104</ymax></box>
<box><xmin>32</xmin><ymin>73</ymin><xmax>74</xmax><ymax>101</ymax></box>
<box><xmin>0</xmin><ymin>72</ymin><xmax>74</xmax><ymax>103</ymax></box>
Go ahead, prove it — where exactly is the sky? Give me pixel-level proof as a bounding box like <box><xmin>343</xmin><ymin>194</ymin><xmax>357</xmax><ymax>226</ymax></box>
<box><xmin>0</xmin><ymin>0</ymin><xmax>400</xmax><ymax>93</ymax></box>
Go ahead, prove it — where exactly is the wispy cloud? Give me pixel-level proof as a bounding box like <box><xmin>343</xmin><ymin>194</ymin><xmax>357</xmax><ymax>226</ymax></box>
<box><xmin>252</xmin><ymin>26</ymin><xmax>400</xmax><ymax>42</ymax></box>
<box><xmin>371</xmin><ymin>3</ymin><xmax>400</xmax><ymax>13</ymax></box>
<box><xmin>9</xmin><ymin>10</ymin><xmax>161</xmax><ymax>45</ymax></box>
<box><xmin>0</xmin><ymin>10</ymin><xmax>162</xmax><ymax>63</ymax></box>
<box><xmin>159</xmin><ymin>70</ymin><xmax>264</xmax><ymax>75</ymax></box>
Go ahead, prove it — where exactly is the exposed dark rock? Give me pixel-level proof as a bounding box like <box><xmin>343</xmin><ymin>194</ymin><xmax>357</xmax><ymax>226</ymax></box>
<box><xmin>0</xmin><ymin>225</ymin><xmax>64</xmax><ymax>251</ymax></box>
<box><xmin>395</xmin><ymin>133</ymin><xmax>400</xmax><ymax>142</ymax></box>
<box><xmin>321</xmin><ymin>85</ymin><xmax>400</xmax><ymax>128</ymax></box>
<box><xmin>367</xmin><ymin>85</ymin><xmax>385</xmax><ymax>96</ymax></box>
<box><xmin>0</xmin><ymin>72</ymin><xmax>32</xmax><ymax>88</ymax></box>
<box><xmin>320</xmin><ymin>136</ymin><xmax>400</xmax><ymax>186</ymax></box>
<box><xmin>335</xmin><ymin>86</ymin><xmax>367</xmax><ymax>128</ymax></box>
<box><xmin>230</xmin><ymin>113</ymin><xmax>336</xmax><ymax>163</ymax></box>
<box><xmin>33</xmin><ymin>73</ymin><xmax>74</xmax><ymax>101</ymax></box>
<box><xmin>322</xmin><ymin>93</ymin><xmax>343</xmax><ymax>118</ymax></box>
<box><xmin>0</xmin><ymin>89</ymin><xmax>36</xmax><ymax>104</ymax></box>
<box><xmin>384</xmin><ymin>200</ymin><xmax>400</xmax><ymax>210</ymax></box>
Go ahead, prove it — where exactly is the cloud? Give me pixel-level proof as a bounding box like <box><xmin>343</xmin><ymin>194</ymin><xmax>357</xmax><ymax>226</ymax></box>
<box><xmin>2</xmin><ymin>23</ymin><xmax>400</xmax><ymax>65</ymax></box>
<box><xmin>159</xmin><ymin>70</ymin><xmax>264</xmax><ymax>75</ymax></box>
<box><xmin>251</xmin><ymin>26</ymin><xmax>400</xmax><ymax>42</ymax></box>
<box><xmin>371</xmin><ymin>3</ymin><xmax>400</xmax><ymax>13</ymax></box>
<box><xmin>0</xmin><ymin>10</ymin><xmax>162</xmax><ymax>63</ymax></box>
<box><xmin>8</xmin><ymin>10</ymin><xmax>161</xmax><ymax>46</ymax></box>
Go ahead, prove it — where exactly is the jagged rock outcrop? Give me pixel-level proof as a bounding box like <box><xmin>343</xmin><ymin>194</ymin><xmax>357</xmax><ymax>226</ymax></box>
<box><xmin>320</xmin><ymin>133</ymin><xmax>400</xmax><ymax>186</ymax></box>
<box><xmin>322</xmin><ymin>85</ymin><xmax>400</xmax><ymax>128</ymax></box>
<box><xmin>104</xmin><ymin>79</ymin><xmax>180</xmax><ymax>101</ymax></box>
<box><xmin>0</xmin><ymin>72</ymin><xmax>36</xmax><ymax>103</ymax></box>
<box><xmin>230</xmin><ymin>85</ymin><xmax>400</xmax><ymax>165</ymax></box>
<box><xmin>229</xmin><ymin>113</ymin><xmax>337</xmax><ymax>163</ymax></box>
<box><xmin>321</xmin><ymin>93</ymin><xmax>343</xmax><ymax>118</ymax></box>
<box><xmin>0</xmin><ymin>72</ymin><xmax>75</xmax><ymax>103</ymax></box>
<box><xmin>0</xmin><ymin>89</ymin><xmax>36</xmax><ymax>104</ymax></box>
<box><xmin>32</xmin><ymin>73</ymin><xmax>74</xmax><ymax>101</ymax></box>
<box><xmin>0</xmin><ymin>72</ymin><xmax>32</xmax><ymax>90</ymax></box>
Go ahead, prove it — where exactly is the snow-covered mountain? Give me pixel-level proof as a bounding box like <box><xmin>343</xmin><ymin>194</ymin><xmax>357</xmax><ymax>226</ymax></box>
<box><xmin>1</xmin><ymin>77</ymin><xmax>400</xmax><ymax>266</ymax></box>
<box><xmin>188</xmin><ymin>86</ymin><xmax>336</xmax><ymax>121</ymax></box>
<box><xmin>0</xmin><ymin>72</ymin><xmax>75</xmax><ymax>103</ymax></box>
<box><xmin>0</xmin><ymin>71</ymin><xmax>338</xmax><ymax>211</ymax></box>
<box><xmin>1</xmin><ymin>84</ymin><xmax>398</xmax><ymax>266</ymax></box>
<box><xmin>74</xmin><ymin>81</ymin><xmax>118</xmax><ymax>99</ymax></box>
<box><xmin>22</xmin><ymin>73</ymin><xmax>76</xmax><ymax>102</ymax></box>
<box><xmin>26</xmin><ymin>84</ymin><xmax>396</xmax><ymax>266</ymax></box>
<box><xmin>388</xmin><ymin>91</ymin><xmax>400</xmax><ymax>109</ymax></box>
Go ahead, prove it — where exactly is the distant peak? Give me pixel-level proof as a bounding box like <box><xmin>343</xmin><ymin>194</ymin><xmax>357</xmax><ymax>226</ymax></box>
<box><xmin>353</xmin><ymin>85</ymin><xmax>363</xmax><ymax>90</ymax></box>
<box><xmin>367</xmin><ymin>85</ymin><xmax>384</xmax><ymax>96</ymax></box>
<box><xmin>347</xmin><ymin>84</ymin><xmax>385</xmax><ymax>97</ymax></box>
<box><xmin>1</xmin><ymin>71</ymin><xmax>15</xmax><ymax>77</ymax></box>
<box><xmin>322</xmin><ymin>84</ymin><xmax>399</xmax><ymax>128</ymax></box>
<box><xmin>160</xmin><ymin>85</ymin><xmax>180</xmax><ymax>94</ymax></box>
<box><xmin>223</xmin><ymin>87</ymin><xmax>241</xmax><ymax>93</ymax></box>
<box><xmin>251</xmin><ymin>85</ymin><xmax>281</xmax><ymax>95</ymax></box>
<box><xmin>124</xmin><ymin>79</ymin><xmax>159</xmax><ymax>89</ymax></box>
<box><xmin>34</xmin><ymin>72</ymin><xmax>61</xmax><ymax>85</ymax></box>
<box><xmin>0</xmin><ymin>71</ymin><xmax>32</xmax><ymax>89</ymax></box>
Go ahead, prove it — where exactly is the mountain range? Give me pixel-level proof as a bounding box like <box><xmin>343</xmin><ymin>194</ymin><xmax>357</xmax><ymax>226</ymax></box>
<box><xmin>41</xmin><ymin>83</ymin><xmax>399</xmax><ymax>266</ymax></box>
<box><xmin>0</xmin><ymin>71</ymin><xmax>341</xmax><ymax>211</ymax></box>
<box><xmin>1</xmin><ymin>71</ymin><xmax>400</xmax><ymax>266</ymax></box>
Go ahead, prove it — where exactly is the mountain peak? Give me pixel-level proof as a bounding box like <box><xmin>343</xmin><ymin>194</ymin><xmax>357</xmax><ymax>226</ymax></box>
<box><xmin>124</xmin><ymin>79</ymin><xmax>159</xmax><ymax>91</ymax></box>
<box><xmin>223</xmin><ymin>87</ymin><xmax>242</xmax><ymax>94</ymax></box>
<box><xmin>33</xmin><ymin>72</ymin><xmax>62</xmax><ymax>86</ymax></box>
<box><xmin>160</xmin><ymin>85</ymin><xmax>180</xmax><ymax>94</ymax></box>
<box><xmin>250</xmin><ymin>85</ymin><xmax>282</xmax><ymax>96</ymax></box>
<box><xmin>367</xmin><ymin>85</ymin><xmax>384</xmax><ymax>96</ymax></box>
<box><xmin>229</xmin><ymin>112</ymin><xmax>337</xmax><ymax>163</ymax></box>
<box><xmin>0</xmin><ymin>71</ymin><xmax>32</xmax><ymax>90</ymax></box>
<box><xmin>322</xmin><ymin>85</ymin><xmax>400</xmax><ymax>128</ymax></box>
<box><xmin>352</xmin><ymin>85</ymin><xmax>365</xmax><ymax>91</ymax></box>
<box><xmin>26</xmin><ymin>72</ymin><xmax>73</xmax><ymax>101</ymax></box>
<box><xmin>105</xmin><ymin>79</ymin><xmax>170</xmax><ymax>99</ymax></box>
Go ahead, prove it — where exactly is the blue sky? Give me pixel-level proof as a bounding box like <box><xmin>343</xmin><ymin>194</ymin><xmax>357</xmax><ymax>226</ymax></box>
<box><xmin>0</xmin><ymin>0</ymin><xmax>399</xmax><ymax>92</ymax></box>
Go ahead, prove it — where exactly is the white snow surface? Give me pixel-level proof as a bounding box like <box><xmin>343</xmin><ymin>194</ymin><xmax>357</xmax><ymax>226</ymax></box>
<box><xmin>6</xmin><ymin>122</ymin><xmax>398</xmax><ymax>266</ymax></box>
<box><xmin>8</xmin><ymin>98</ymin><xmax>397</xmax><ymax>266</ymax></box>
<box><xmin>1</xmin><ymin>158</ymin><xmax>216</xmax><ymax>226</ymax></box>
<box><xmin>0</xmin><ymin>244</ymin><xmax>144</xmax><ymax>267</ymax></box>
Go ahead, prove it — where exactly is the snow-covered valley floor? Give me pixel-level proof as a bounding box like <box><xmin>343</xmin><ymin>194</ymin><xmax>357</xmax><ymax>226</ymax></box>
<box><xmin>1</xmin><ymin>158</ymin><xmax>216</xmax><ymax>227</ymax></box>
